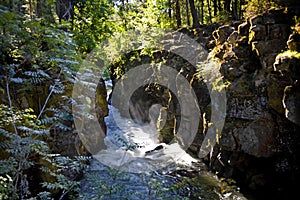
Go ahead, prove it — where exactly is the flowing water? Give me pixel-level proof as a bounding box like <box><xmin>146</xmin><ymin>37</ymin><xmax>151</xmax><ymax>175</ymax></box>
<box><xmin>78</xmin><ymin>81</ymin><xmax>247</xmax><ymax>200</ymax></box>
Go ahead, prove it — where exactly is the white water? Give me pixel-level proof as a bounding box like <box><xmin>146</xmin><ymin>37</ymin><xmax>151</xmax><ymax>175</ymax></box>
<box><xmin>90</xmin><ymin>80</ymin><xmax>197</xmax><ymax>173</ymax></box>
<box><xmin>94</xmin><ymin>104</ymin><xmax>198</xmax><ymax>173</ymax></box>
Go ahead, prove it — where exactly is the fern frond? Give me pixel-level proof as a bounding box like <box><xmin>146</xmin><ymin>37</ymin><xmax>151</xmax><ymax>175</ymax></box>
<box><xmin>17</xmin><ymin>126</ymin><xmax>49</xmax><ymax>136</ymax></box>
<box><xmin>10</xmin><ymin>77</ymin><xmax>23</xmax><ymax>83</ymax></box>
<box><xmin>0</xmin><ymin>128</ymin><xmax>13</xmax><ymax>139</ymax></box>
<box><xmin>53</xmin><ymin>123</ymin><xmax>71</xmax><ymax>131</ymax></box>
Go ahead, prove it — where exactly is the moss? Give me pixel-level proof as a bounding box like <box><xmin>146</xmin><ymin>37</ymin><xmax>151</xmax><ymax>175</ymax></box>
<box><xmin>96</xmin><ymin>92</ymin><xmax>108</xmax><ymax>116</ymax></box>
<box><xmin>267</xmin><ymin>76</ymin><xmax>285</xmax><ymax>114</ymax></box>
<box><xmin>277</xmin><ymin>50</ymin><xmax>300</xmax><ymax>59</ymax></box>
<box><xmin>158</xmin><ymin>117</ymin><xmax>175</xmax><ymax>143</ymax></box>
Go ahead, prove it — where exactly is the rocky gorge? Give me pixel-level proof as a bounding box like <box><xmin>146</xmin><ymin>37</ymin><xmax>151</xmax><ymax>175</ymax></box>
<box><xmin>4</xmin><ymin>4</ymin><xmax>299</xmax><ymax>200</ymax></box>
<box><xmin>105</xmin><ymin>6</ymin><xmax>300</xmax><ymax>200</ymax></box>
<box><xmin>2</xmin><ymin>0</ymin><xmax>300</xmax><ymax>199</ymax></box>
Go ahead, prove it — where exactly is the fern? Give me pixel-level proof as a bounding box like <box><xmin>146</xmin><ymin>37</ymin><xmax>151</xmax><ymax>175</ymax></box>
<box><xmin>0</xmin><ymin>4</ymin><xmax>83</xmax><ymax>199</ymax></box>
<box><xmin>53</xmin><ymin>123</ymin><xmax>72</xmax><ymax>131</ymax></box>
<box><xmin>17</xmin><ymin>126</ymin><xmax>49</xmax><ymax>136</ymax></box>
<box><xmin>0</xmin><ymin>104</ymin><xmax>89</xmax><ymax>199</ymax></box>
<box><xmin>24</xmin><ymin>70</ymin><xmax>51</xmax><ymax>84</ymax></box>
<box><xmin>40</xmin><ymin>155</ymin><xmax>88</xmax><ymax>199</ymax></box>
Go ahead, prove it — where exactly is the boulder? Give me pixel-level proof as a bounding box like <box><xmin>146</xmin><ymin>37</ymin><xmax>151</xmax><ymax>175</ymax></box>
<box><xmin>238</xmin><ymin>116</ymin><xmax>276</xmax><ymax>157</ymax></box>
<box><xmin>238</xmin><ymin>21</ymin><xmax>250</xmax><ymax>36</ymax></box>
<box><xmin>287</xmin><ymin>32</ymin><xmax>300</xmax><ymax>51</ymax></box>
<box><xmin>249</xmin><ymin>24</ymin><xmax>267</xmax><ymax>42</ymax></box>
<box><xmin>269</xmin><ymin>24</ymin><xmax>290</xmax><ymax>40</ymax></box>
<box><xmin>267</xmin><ymin>72</ymin><xmax>290</xmax><ymax>114</ymax></box>
<box><xmin>251</xmin><ymin>39</ymin><xmax>286</xmax><ymax>57</ymax></box>
<box><xmin>283</xmin><ymin>84</ymin><xmax>300</xmax><ymax>126</ymax></box>
<box><xmin>213</xmin><ymin>25</ymin><xmax>235</xmax><ymax>44</ymax></box>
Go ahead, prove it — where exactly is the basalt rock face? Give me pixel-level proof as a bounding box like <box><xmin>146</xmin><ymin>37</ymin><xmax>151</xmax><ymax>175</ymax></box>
<box><xmin>110</xmin><ymin>49</ymin><xmax>208</xmax><ymax>146</ymax></box>
<box><xmin>49</xmin><ymin>77</ymin><xmax>108</xmax><ymax>156</ymax></box>
<box><xmin>208</xmin><ymin>9</ymin><xmax>300</xmax><ymax>199</ymax></box>
<box><xmin>109</xmin><ymin>9</ymin><xmax>300</xmax><ymax>199</ymax></box>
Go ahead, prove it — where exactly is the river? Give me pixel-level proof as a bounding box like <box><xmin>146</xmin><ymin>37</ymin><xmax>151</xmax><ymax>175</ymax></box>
<box><xmin>78</xmin><ymin>81</ymin><xmax>247</xmax><ymax>200</ymax></box>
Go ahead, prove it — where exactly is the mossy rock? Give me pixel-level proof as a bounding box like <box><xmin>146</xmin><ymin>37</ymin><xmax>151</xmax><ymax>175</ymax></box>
<box><xmin>267</xmin><ymin>75</ymin><xmax>286</xmax><ymax>114</ymax></box>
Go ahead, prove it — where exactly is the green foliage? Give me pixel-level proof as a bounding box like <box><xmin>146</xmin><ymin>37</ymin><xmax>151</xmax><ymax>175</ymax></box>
<box><xmin>0</xmin><ymin>3</ymin><xmax>86</xmax><ymax>199</ymax></box>
<box><xmin>0</xmin><ymin>101</ymin><xmax>85</xmax><ymax>198</ymax></box>
<box><xmin>0</xmin><ymin>104</ymin><xmax>47</xmax><ymax>199</ymax></box>
<box><xmin>40</xmin><ymin>155</ymin><xmax>88</xmax><ymax>199</ymax></box>
<box><xmin>0</xmin><ymin>104</ymin><xmax>89</xmax><ymax>199</ymax></box>
<box><xmin>212</xmin><ymin>10</ymin><xmax>230</xmax><ymax>23</ymax></box>
<box><xmin>277</xmin><ymin>50</ymin><xmax>300</xmax><ymax>59</ymax></box>
<box><xmin>0</xmin><ymin>175</ymin><xmax>14</xmax><ymax>200</ymax></box>
<box><xmin>116</xmin><ymin>0</ymin><xmax>173</xmax><ymax>30</ymax></box>
<box><xmin>73</xmin><ymin>0</ymin><xmax>116</xmax><ymax>54</ymax></box>
<box><xmin>243</xmin><ymin>0</ymin><xmax>282</xmax><ymax>19</ymax></box>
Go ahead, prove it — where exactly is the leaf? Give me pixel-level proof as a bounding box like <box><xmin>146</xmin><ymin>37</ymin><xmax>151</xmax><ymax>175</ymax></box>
<box><xmin>10</xmin><ymin>77</ymin><xmax>23</xmax><ymax>83</ymax></box>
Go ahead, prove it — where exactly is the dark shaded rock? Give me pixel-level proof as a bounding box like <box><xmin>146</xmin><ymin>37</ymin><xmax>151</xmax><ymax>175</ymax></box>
<box><xmin>250</xmin><ymin>15</ymin><xmax>263</xmax><ymax>26</ymax></box>
<box><xmin>238</xmin><ymin>21</ymin><xmax>250</xmax><ymax>36</ymax></box>
<box><xmin>238</xmin><ymin>115</ymin><xmax>276</xmax><ymax>157</ymax></box>
<box><xmin>267</xmin><ymin>72</ymin><xmax>290</xmax><ymax>114</ymax></box>
<box><xmin>274</xmin><ymin>52</ymin><xmax>300</xmax><ymax>81</ymax></box>
<box><xmin>283</xmin><ymin>84</ymin><xmax>300</xmax><ymax>126</ymax></box>
<box><xmin>265</xmin><ymin>9</ymin><xmax>293</xmax><ymax>25</ymax></box>
<box><xmin>223</xmin><ymin>47</ymin><xmax>237</xmax><ymax>61</ymax></box>
<box><xmin>251</xmin><ymin>39</ymin><xmax>286</xmax><ymax>57</ymax></box>
<box><xmin>269</xmin><ymin>24</ymin><xmax>290</xmax><ymax>40</ymax></box>
<box><xmin>213</xmin><ymin>25</ymin><xmax>235</xmax><ymax>44</ymax></box>
<box><xmin>262</xmin><ymin>15</ymin><xmax>276</xmax><ymax>25</ymax></box>
<box><xmin>237</xmin><ymin>36</ymin><xmax>249</xmax><ymax>45</ymax></box>
<box><xmin>227</xmin><ymin>96</ymin><xmax>268</xmax><ymax>120</ymax></box>
<box><xmin>201</xmin><ymin>9</ymin><xmax>300</xmax><ymax>200</ymax></box>
<box><xmin>240</xmin><ymin>61</ymin><xmax>259</xmax><ymax>73</ymax></box>
<box><xmin>260</xmin><ymin>53</ymin><xmax>278</xmax><ymax>69</ymax></box>
<box><xmin>96</xmin><ymin>78</ymin><xmax>108</xmax><ymax>132</ymax></box>
<box><xmin>286</xmin><ymin>5</ymin><xmax>300</xmax><ymax>17</ymax></box>
<box><xmin>249</xmin><ymin>24</ymin><xmax>267</xmax><ymax>41</ymax></box>
<box><xmin>227</xmin><ymin>31</ymin><xmax>238</xmax><ymax>45</ymax></box>
<box><xmin>219</xmin><ymin>119</ymin><xmax>250</xmax><ymax>152</ymax></box>
<box><xmin>232</xmin><ymin>44</ymin><xmax>253</xmax><ymax>59</ymax></box>
<box><xmin>220</xmin><ymin>60</ymin><xmax>243</xmax><ymax>81</ymax></box>
<box><xmin>287</xmin><ymin>32</ymin><xmax>300</xmax><ymax>51</ymax></box>
<box><xmin>145</xmin><ymin>144</ymin><xmax>164</xmax><ymax>155</ymax></box>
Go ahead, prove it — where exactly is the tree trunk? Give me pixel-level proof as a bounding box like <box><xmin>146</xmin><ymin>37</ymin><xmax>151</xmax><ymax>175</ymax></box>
<box><xmin>56</xmin><ymin>0</ymin><xmax>74</xmax><ymax>23</ymax></box>
<box><xmin>9</xmin><ymin>0</ymin><xmax>14</xmax><ymax>11</ymax></box>
<box><xmin>175</xmin><ymin>0</ymin><xmax>181</xmax><ymax>28</ymax></box>
<box><xmin>37</xmin><ymin>0</ymin><xmax>43</xmax><ymax>17</ymax></box>
<box><xmin>120</xmin><ymin>0</ymin><xmax>127</xmax><ymax>30</ymax></box>
<box><xmin>224</xmin><ymin>0</ymin><xmax>231</xmax><ymax>13</ymax></box>
<box><xmin>213</xmin><ymin>0</ymin><xmax>217</xmax><ymax>16</ymax></box>
<box><xmin>186</xmin><ymin>0</ymin><xmax>190</xmax><ymax>26</ymax></box>
<box><xmin>168</xmin><ymin>0</ymin><xmax>172</xmax><ymax>18</ymax></box>
<box><xmin>207</xmin><ymin>0</ymin><xmax>212</xmax><ymax>23</ymax></box>
<box><xmin>188</xmin><ymin>0</ymin><xmax>200</xmax><ymax>28</ymax></box>
<box><xmin>239</xmin><ymin>0</ymin><xmax>244</xmax><ymax>19</ymax></box>
<box><xmin>232</xmin><ymin>0</ymin><xmax>238</xmax><ymax>20</ymax></box>
<box><xmin>200</xmin><ymin>0</ymin><xmax>204</xmax><ymax>24</ymax></box>
<box><xmin>29</xmin><ymin>0</ymin><xmax>33</xmax><ymax>17</ymax></box>
<box><xmin>218</xmin><ymin>0</ymin><xmax>222</xmax><ymax>12</ymax></box>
